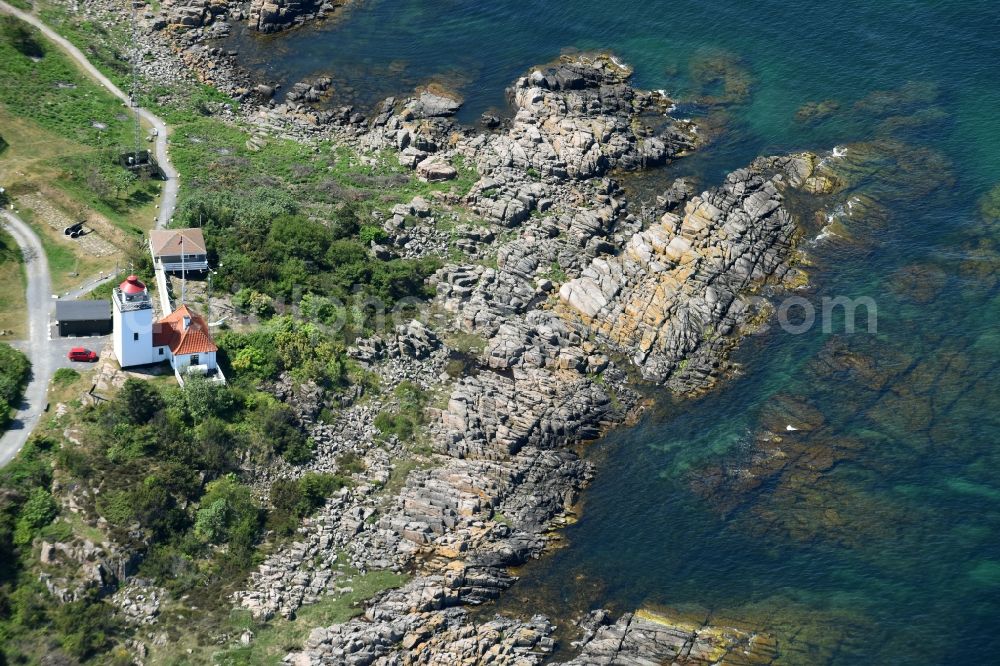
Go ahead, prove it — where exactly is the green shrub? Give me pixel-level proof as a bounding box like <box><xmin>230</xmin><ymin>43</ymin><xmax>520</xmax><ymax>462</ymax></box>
<box><xmin>359</xmin><ymin>224</ymin><xmax>387</xmax><ymax>245</ymax></box>
<box><xmin>194</xmin><ymin>475</ymin><xmax>260</xmax><ymax>549</ymax></box>
<box><xmin>267</xmin><ymin>472</ymin><xmax>347</xmax><ymax>536</ymax></box>
<box><xmin>180</xmin><ymin>375</ymin><xmax>239</xmax><ymax>423</ymax></box>
<box><xmin>52</xmin><ymin>368</ymin><xmax>80</xmax><ymax>386</ymax></box>
<box><xmin>113</xmin><ymin>378</ymin><xmax>164</xmax><ymax>425</ymax></box>
<box><xmin>444</xmin><ymin>358</ymin><xmax>469</xmax><ymax>378</ymax></box>
<box><xmin>49</xmin><ymin>594</ymin><xmax>119</xmax><ymax>660</ymax></box>
<box><xmin>0</xmin><ymin>344</ymin><xmax>30</xmax><ymax>414</ymax></box>
<box><xmin>374</xmin><ymin>412</ymin><xmax>415</xmax><ymax>442</ymax></box>
<box><xmin>0</xmin><ymin>437</ymin><xmax>53</xmax><ymax>492</ymax></box>
<box><xmin>13</xmin><ymin>487</ymin><xmax>57</xmax><ymax>545</ymax></box>
<box><xmin>394</xmin><ymin>381</ymin><xmax>428</xmax><ymax>417</ymax></box>
<box><xmin>336</xmin><ymin>452</ymin><xmax>366</xmax><ymax>475</ymax></box>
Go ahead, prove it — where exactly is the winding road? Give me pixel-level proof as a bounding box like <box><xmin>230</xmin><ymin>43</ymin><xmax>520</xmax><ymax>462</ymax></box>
<box><xmin>0</xmin><ymin>1</ymin><xmax>179</xmax><ymax>466</ymax></box>
<box><xmin>0</xmin><ymin>211</ymin><xmax>52</xmax><ymax>467</ymax></box>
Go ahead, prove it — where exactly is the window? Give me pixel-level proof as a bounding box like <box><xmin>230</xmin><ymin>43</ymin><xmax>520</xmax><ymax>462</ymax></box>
<box><xmin>158</xmin><ymin>348</ymin><xmax>164</xmax><ymax>356</ymax></box>
<box><xmin>190</xmin><ymin>354</ymin><xmax>200</xmax><ymax>365</ymax></box>
<box><xmin>133</xmin><ymin>332</ymin><xmax>139</xmax><ymax>341</ymax></box>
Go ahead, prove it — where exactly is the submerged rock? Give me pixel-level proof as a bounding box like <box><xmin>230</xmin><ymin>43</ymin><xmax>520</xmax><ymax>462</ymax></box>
<box><xmin>795</xmin><ymin>99</ymin><xmax>840</xmax><ymax>123</ymax></box>
<box><xmin>563</xmin><ymin>609</ymin><xmax>779</xmax><ymax>665</ymax></box>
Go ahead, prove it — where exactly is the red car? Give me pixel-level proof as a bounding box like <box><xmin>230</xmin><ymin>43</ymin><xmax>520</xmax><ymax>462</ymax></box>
<box><xmin>67</xmin><ymin>347</ymin><xmax>98</xmax><ymax>362</ymax></box>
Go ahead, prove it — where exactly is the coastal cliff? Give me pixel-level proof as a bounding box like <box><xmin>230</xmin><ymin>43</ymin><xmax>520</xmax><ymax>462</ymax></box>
<box><xmin>8</xmin><ymin>1</ymin><xmax>871</xmax><ymax>662</ymax></box>
<box><xmin>221</xmin><ymin>56</ymin><xmax>837</xmax><ymax>663</ymax></box>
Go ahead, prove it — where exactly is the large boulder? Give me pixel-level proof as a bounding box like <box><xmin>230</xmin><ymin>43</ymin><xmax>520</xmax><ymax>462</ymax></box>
<box><xmin>407</xmin><ymin>91</ymin><xmax>462</xmax><ymax>118</ymax></box>
<box><xmin>416</xmin><ymin>156</ymin><xmax>457</xmax><ymax>182</ymax></box>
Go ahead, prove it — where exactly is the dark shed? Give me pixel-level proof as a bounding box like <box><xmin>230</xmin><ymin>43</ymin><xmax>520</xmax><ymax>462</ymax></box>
<box><xmin>55</xmin><ymin>299</ymin><xmax>112</xmax><ymax>337</ymax></box>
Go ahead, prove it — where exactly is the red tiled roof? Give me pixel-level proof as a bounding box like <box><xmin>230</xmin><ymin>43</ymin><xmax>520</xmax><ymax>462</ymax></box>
<box><xmin>153</xmin><ymin>304</ymin><xmax>218</xmax><ymax>356</ymax></box>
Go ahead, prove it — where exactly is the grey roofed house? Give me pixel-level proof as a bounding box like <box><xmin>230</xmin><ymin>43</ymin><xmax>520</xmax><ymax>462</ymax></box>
<box><xmin>55</xmin><ymin>299</ymin><xmax>112</xmax><ymax>337</ymax></box>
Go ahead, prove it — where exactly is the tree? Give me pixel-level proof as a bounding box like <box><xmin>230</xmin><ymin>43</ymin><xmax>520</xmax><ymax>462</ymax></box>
<box><xmin>299</xmin><ymin>293</ymin><xmax>342</xmax><ymax>325</ymax></box>
<box><xmin>251</xmin><ymin>401</ymin><xmax>311</xmax><ymax>464</ymax></box>
<box><xmin>194</xmin><ymin>475</ymin><xmax>259</xmax><ymax>546</ymax></box>
<box><xmin>193</xmin><ymin>498</ymin><xmax>228</xmax><ymax>543</ymax></box>
<box><xmin>265</xmin><ymin>215</ymin><xmax>332</xmax><ymax>265</ymax></box>
<box><xmin>330</xmin><ymin>202</ymin><xmax>362</xmax><ymax>239</ymax></box>
<box><xmin>111</xmin><ymin>168</ymin><xmax>138</xmax><ymax>199</ymax></box>
<box><xmin>86</xmin><ymin>165</ymin><xmax>113</xmax><ymax>199</ymax></box>
<box><xmin>115</xmin><ymin>378</ymin><xmax>164</xmax><ymax>425</ymax></box>
<box><xmin>129</xmin><ymin>476</ymin><xmax>180</xmax><ymax>539</ymax></box>
<box><xmin>49</xmin><ymin>595</ymin><xmax>118</xmax><ymax>660</ymax></box>
<box><xmin>246</xmin><ymin>291</ymin><xmax>273</xmax><ymax>317</ymax></box>
<box><xmin>0</xmin><ymin>374</ymin><xmax>19</xmax><ymax>406</ymax></box>
<box><xmin>218</xmin><ymin>329</ymin><xmax>279</xmax><ymax>381</ymax></box>
<box><xmin>0</xmin><ymin>343</ymin><xmax>30</xmax><ymax>393</ymax></box>
<box><xmin>194</xmin><ymin>417</ymin><xmax>234</xmax><ymax>473</ymax></box>
<box><xmin>181</xmin><ymin>375</ymin><xmax>238</xmax><ymax>423</ymax></box>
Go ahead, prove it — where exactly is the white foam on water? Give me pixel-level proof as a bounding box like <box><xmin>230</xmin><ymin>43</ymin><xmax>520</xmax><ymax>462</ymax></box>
<box><xmin>818</xmin><ymin>145</ymin><xmax>849</xmax><ymax>168</ymax></box>
<box><xmin>812</xmin><ymin>227</ymin><xmax>832</xmax><ymax>244</ymax></box>
<box><xmin>609</xmin><ymin>55</ymin><xmax>628</xmax><ymax>69</ymax></box>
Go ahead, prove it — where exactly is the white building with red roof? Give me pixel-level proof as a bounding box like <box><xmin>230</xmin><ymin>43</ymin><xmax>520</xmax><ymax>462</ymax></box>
<box><xmin>152</xmin><ymin>304</ymin><xmax>218</xmax><ymax>373</ymax></box>
<box><xmin>112</xmin><ymin>275</ymin><xmax>220</xmax><ymax>379</ymax></box>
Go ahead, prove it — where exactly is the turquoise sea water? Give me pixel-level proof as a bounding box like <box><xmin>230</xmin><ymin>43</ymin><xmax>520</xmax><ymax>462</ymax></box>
<box><xmin>230</xmin><ymin>1</ymin><xmax>1000</xmax><ymax>662</ymax></box>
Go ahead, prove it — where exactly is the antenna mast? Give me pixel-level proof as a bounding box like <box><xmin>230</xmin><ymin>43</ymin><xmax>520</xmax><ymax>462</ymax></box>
<box><xmin>129</xmin><ymin>1</ymin><xmax>142</xmax><ymax>167</ymax></box>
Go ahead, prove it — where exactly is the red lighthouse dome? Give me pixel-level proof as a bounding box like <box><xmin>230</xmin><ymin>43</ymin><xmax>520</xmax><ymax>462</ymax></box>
<box><xmin>119</xmin><ymin>275</ymin><xmax>146</xmax><ymax>295</ymax></box>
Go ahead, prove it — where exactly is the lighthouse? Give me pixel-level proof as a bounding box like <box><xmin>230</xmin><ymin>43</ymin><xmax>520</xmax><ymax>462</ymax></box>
<box><xmin>112</xmin><ymin>275</ymin><xmax>155</xmax><ymax>368</ymax></box>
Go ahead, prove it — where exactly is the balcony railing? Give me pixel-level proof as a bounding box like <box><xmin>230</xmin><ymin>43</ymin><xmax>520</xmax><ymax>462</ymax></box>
<box><xmin>158</xmin><ymin>259</ymin><xmax>209</xmax><ymax>272</ymax></box>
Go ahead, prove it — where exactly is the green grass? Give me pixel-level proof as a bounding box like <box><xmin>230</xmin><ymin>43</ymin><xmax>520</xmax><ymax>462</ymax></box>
<box><xmin>51</xmin><ymin>157</ymin><xmax>162</xmax><ymax>234</ymax></box>
<box><xmin>547</xmin><ymin>261</ymin><xmax>568</xmax><ymax>282</ymax></box>
<box><xmin>0</xmin><ymin>16</ymin><xmax>166</xmax><ymax>239</ymax></box>
<box><xmin>0</xmin><ymin>17</ymin><xmax>132</xmax><ymax>150</ymax></box>
<box><xmin>168</xmin><ymin>116</ymin><xmax>477</xmax><ymax>223</ymax></box>
<box><xmin>492</xmin><ymin>512</ymin><xmax>513</xmax><ymax>527</ymax></box>
<box><xmin>444</xmin><ymin>329</ymin><xmax>487</xmax><ymax>355</ymax></box>
<box><xmin>203</xmin><ymin>569</ymin><xmax>409</xmax><ymax>666</ymax></box>
<box><xmin>32</xmin><ymin>221</ymin><xmax>77</xmax><ymax>277</ymax></box>
<box><xmin>85</xmin><ymin>279</ymin><xmax>116</xmax><ymax>301</ymax></box>
<box><xmin>35</xmin><ymin>2</ymin><xmax>132</xmax><ymax>90</ymax></box>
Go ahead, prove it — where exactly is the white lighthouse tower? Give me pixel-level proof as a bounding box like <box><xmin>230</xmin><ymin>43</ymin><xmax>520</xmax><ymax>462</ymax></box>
<box><xmin>112</xmin><ymin>275</ymin><xmax>155</xmax><ymax>368</ymax></box>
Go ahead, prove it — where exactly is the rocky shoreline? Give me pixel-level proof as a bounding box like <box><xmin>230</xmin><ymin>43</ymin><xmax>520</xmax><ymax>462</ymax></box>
<box><xmin>230</xmin><ymin>54</ymin><xmax>829</xmax><ymax>662</ymax></box>
<box><xmin>46</xmin><ymin>1</ymin><xmax>854</xmax><ymax>662</ymax></box>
